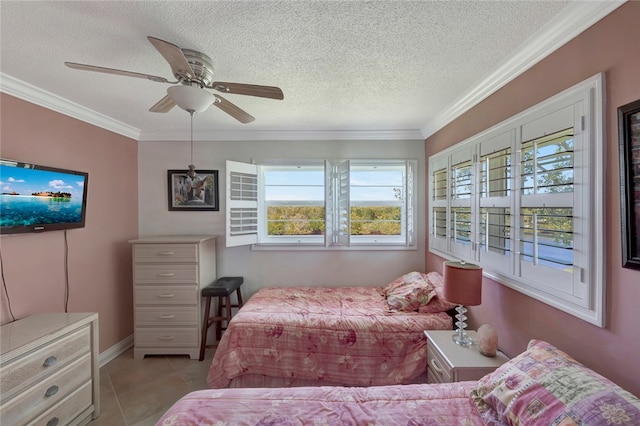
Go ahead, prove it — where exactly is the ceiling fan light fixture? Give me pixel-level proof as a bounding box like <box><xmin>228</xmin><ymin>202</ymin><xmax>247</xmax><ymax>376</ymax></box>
<box><xmin>167</xmin><ymin>85</ymin><xmax>212</xmax><ymax>113</ymax></box>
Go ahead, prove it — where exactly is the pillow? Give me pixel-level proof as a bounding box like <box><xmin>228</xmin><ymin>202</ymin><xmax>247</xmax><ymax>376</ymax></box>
<box><xmin>471</xmin><ymin>339</ymin><xmax>640</xmax><ymax>426</ymax></box>
<box><xmin>382</xmin><ymin>271</ymin><xmax>422</xmax><ymax>295</ymax></box>
<box><xmin>418</xmin><ymin>285</ymin><xmax>458</xmax><ymax>313</ymax></box>
<box><xmin>383</xmin><ymin>272</ymin><xmax>435</xmax><ymax>312</ymax></box>
<box><xmin>417</xmin><ymin>271</ymin><xmax>459</xmax><ymax>313</ymax></box>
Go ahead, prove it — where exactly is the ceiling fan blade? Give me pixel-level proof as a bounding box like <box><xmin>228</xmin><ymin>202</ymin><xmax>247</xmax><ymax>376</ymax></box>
<box><xmin>213</xmin><ymin>95</ymin><xmax>255</xmax><ymax>123</ymax></box>
<box><xmin>65</xmin><ymin>62</ymin><xmax>171</xmax><ymax>83</ymax></box>
<box><xmin>149</xmin><ymin>95</ymin><xmax>176</xmax><ymax>113</ymax></box>
<box><xmin>147</xmin><ymin>36</ymin><xmax>194</xmax><ymax>80</ymax></box>
<box><xmin>211</xmin><ymin>82</ymin><xmax>284</xmax><ymax>100</ymax></box>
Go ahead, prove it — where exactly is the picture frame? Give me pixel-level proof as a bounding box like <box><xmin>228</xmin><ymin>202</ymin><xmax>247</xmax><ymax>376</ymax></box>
<box><xmin>618</xmin><ymin>99</ymin><xmax>640</xmax><ymax>270</ymax></box>
<box><xmin>167</xmin><ymin>169</ymin><xmax>219</xmax><ymax>211</ymax></box>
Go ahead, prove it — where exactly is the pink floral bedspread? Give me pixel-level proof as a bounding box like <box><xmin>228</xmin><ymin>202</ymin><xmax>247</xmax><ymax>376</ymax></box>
<box><xmin>157</xmin><ymin>382</ymin><xmax>490</xmax><ymax>426</ymax></box>
<box><xmin>207</xmin><ymin>286</ymin><xmax>452</xmax><ymax>388</ymax></box>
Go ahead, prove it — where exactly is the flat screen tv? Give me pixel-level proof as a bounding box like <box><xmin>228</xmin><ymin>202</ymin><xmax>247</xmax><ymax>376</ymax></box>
<box><xmin>0</xmin><ymin>158</ymin><xmax>89</xmax><ymax>235</ymax></box>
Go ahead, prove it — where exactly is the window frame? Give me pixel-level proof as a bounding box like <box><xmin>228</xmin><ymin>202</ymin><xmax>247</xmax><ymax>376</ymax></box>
<box><xmin>428</xmin><ymin>73</ymin><xmax>605</xmax><ymax>327</ymax></box>
<box><xmin>227</xmin><ymin>158</ymin><xmax>418</xmax><ymax>251</ymax></box>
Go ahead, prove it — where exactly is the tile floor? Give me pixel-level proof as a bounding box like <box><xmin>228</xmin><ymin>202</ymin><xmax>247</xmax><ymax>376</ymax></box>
<box><xmin>88</xmin><ymin>346</ymin><xmax>215</xmax><ymax>426</ymax></box>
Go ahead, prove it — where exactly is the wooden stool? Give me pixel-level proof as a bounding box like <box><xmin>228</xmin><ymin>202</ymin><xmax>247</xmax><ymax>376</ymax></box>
<box><xmin>199</xmin><ymin>277</ymin><xmax>244</xmax><ymax>361</ymax></box>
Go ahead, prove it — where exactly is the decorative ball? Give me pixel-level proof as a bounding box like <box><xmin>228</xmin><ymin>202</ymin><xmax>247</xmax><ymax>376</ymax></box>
<box><xmin>477</xmin><ymin>324</ymin><xmax>498</xmax><ymax>357</ymax></box>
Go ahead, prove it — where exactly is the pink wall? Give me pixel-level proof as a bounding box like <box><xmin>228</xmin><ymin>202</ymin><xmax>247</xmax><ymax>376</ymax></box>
<box><xmin>0</xmin><ymin>94</ymin><xmax>138</xmax><ymax>353</ymax></box>
<box><xmin>426</xmin><ymin>2</ymin><xmax>640</xmax><ymax>397</ymax></box>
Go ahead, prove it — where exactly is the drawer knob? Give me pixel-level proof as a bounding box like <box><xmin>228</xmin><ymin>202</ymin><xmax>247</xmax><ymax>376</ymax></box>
<box><xmin>158</xmin><ymin>293</ymin><xmax>175</xmax><ymax>298</ymax></box>
<box><xmin>159</xmin><ymin>335</ymin><xmax>175</xmax><ymax>341</ymax></box>
<box><xmin>430</xmin><ymin>358</ymin><xmax>444</xmax><ymax>374</ymax></box>
<box><xmin>157</xmin><ymin>272</ymin><xmax>175</xmax><ymax>277</ymax></box>
<box><xmin>43</xmin><ymin>356</ymin><xmax>58</xmax><ymax>367</ymax></box>
<box><xmin>44</xmin><ymin>385</ymin><xmax>59</xmax><ymax>397</ymax></box>
<box><xmin>47</xmin><ymin>417</ymin><xmax>59</xmax><ymax>426</ymax></box>
<box><xmin>158</xmin><ymin>314</ymin><xmax>176</xmax><ymax>319</ymax></box>
<box><xmin>158</xmin><ymin>251</ymin><xmax>175</xmax><ymax>256</ymax></box>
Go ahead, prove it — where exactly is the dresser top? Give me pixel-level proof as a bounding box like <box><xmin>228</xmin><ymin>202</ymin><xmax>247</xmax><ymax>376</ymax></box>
<box><xmin>1</xmin><ymin>312</ymin><xmax>98</xmax><ymax>356</ymax></box>
<box><xmin>128</xmin><ymin>235</ymin><xmax>217</xmax><ymax>244</ymax></box>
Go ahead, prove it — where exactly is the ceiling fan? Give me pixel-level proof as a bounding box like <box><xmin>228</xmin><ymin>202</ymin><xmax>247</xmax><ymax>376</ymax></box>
<box><xmin>65</xmin><ymin>36</ymin><xmax>284</xmax><ymax>123</ymax></box>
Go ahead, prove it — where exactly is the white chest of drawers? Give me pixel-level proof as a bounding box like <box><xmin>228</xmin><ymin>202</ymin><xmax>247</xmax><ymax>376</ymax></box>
<box><xmin>129</xmin><ymin>235</ymin><xmax>217</xmax><ymax>360</ymax></box>
<box><xmin>0</xmin><ymin>312</ymin><xmax>99</xmax><ymax>426</ymax></box>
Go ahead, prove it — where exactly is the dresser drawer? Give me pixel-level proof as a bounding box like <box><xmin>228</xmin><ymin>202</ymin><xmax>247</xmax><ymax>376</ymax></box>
<box><xmin>133</xmin><ymin>243</ymin><xmax>198</xmax><ymax>263</ymax></box>
<box><xmin>427</xmin><ymin>343</ymin><xmax>452</xmax><ymax>383</ymax></box>
<box><xmin>28</xmin><ymin>380</ymin><xmax>92</xmax><ymax>426</ymax></box>
<box><xmin>0</xmin><ymin>325</ymin><xmax>90</xmax><ymax>399</ymax></box>
<box><xmin>135</xmin><ymin>306</ymin><xmax>199</xmax><ymax>326</ymax></box>
<box><xmin>135</xmin><ymin>286</ymin><xmax>198</xmax><ymax>305</ymax></box>
<box><xmin>1</xmin><ymin>353</ymin><xmax>90</xmax><ymax>425</ymax></box>
<box><xmin>134</xmin><ymin>264</ymin><xmax>198</xmax><ymax>284</ymax></box>
<box><xmin>135</xmin><ymin>328</ymin><xmax>199</xmax><ymax>347</ymax></box>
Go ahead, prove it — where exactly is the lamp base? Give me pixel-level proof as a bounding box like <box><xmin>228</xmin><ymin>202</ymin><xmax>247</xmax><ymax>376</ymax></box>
<box><xmin>451</xmin><ymin>304</ymin><xmax>473</xmax><ymax>347</ymax></box>
<box><xmin>452</xmin><ymin>331</ymin><xmax>473</xmax><ymax>347</ymax></box>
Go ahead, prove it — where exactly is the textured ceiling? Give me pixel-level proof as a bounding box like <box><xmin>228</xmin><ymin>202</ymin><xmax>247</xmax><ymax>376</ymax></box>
<box><xmin>0</xmin><ymin>1</ymin><xmax>623</xmax><ymax>141</ymax></box>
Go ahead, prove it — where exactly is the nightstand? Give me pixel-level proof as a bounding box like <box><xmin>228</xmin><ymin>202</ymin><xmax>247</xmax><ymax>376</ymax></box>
<box><xmin>424</xmin><ymin>330</ymin><xmax>509</xmax><ymax>383</ymax></box>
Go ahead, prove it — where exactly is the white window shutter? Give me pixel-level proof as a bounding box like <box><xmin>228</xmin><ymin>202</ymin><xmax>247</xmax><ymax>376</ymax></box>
<box><xmin>325</xmin><ymin>160</ymin><xmax>350</xmax><ymax>247</ymax></box>
<box><xmin>406</xmin><ymin>160</ymin><xmax>417</xmax><ymax>247</ymax></box>
<box><xmin>226</xmin><ymin>160</ymin><xmax>258</xmax><ymax>247</ymax></box>
<box><xmin>477</xmin><ymin>129</ymin><xmax>515</xmax><ymax>274</ymax></box>
<box><xmin>429</xmin><ymin>155</ymin><xmax>449</xmax><ymax>253</ymax></box>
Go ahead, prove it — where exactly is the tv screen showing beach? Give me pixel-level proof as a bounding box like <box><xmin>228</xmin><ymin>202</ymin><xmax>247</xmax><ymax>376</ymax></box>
<box><xmin>0</xmin><ymin>159</ymin><xmax>88</xmax><ymax>234</ymax></box>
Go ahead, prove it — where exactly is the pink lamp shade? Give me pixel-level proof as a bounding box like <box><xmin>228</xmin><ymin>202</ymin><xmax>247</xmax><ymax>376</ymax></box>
<box><xmin>442</xmin><ymin>261</ymin><xmax>482</xmax><ymax>306</ymax></box>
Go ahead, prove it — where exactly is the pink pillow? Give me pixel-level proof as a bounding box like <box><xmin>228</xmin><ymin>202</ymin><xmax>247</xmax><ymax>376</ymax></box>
<box><xmin>384</xmin><ymin>272</ymin><xmax>435</xmax><ymax>312</ymax></box>
<box><xmin>417</xmin><ymin>272</ymin><xmax>458</xmax><ymax>313</ymax></box>
<box><xmin>471</xmin><ymin>339</ymin><xmax>640</xmax><ymax>426</ymax></box>
<box><xmin>418</xmin><ymin>285</ymin><xmax>458</xmax><ymax>313</ymax></box>
<box><xmin>382</xmin><ymin>271</ymin><xmax>416</xmax><ymax>294</ymax></box>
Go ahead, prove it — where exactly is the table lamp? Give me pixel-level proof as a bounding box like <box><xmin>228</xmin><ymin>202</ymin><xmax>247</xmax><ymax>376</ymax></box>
<box><xmin>442</xmin><ymin>260</ymin><xmax>483</xmax><ymax>347</ymax></box>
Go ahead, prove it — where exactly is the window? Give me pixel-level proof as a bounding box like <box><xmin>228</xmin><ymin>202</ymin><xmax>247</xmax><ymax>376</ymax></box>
<box><xmin>227</xmin><ymin>159</ymin><xmax>417</xmax><ymax>250</ymax></box>
<box><xmin>263</xmin><ymin>162</ymin><xmax>325</xmax><ymax>244</ymax></box>
<box><xmin>428</xmin><ymin>73</ymin><xmax>605</xmax><ymax>326</ymax></box>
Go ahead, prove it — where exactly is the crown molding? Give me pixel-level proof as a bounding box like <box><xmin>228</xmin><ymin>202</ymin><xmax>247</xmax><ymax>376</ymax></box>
<box><xmin>0</xmin><ymin>73</ymin><xmax>140</xmax><ymax>140</ymax></box>
<box><xmin>138</xmin><ymin>128</ymin><xmax>424</xmax><ymax>142</ymax></box>
<box><xmin>1</xmin><ymin>73</ymin><xmax>420</xmax><ymax>142</ymax></box>
<box><xmin>421</xmin><ymin>0</ymin><xmax>626</xmax><ymax>139</ymax></box>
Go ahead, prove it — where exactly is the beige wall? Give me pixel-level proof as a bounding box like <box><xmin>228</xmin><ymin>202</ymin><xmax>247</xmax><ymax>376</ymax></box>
<box><xmin>0</xmin><ymin>93</ymin><xmax>138</xmax><ymax>353</ymax></box>
<box><xmin>425</xmin><ymin>2</ymin><xmax>640</xmax><ymax>396</ymax></box>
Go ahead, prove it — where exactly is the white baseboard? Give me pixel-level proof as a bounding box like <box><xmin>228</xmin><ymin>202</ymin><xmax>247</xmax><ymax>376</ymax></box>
<box><xmin>99</xmin><ymin>334</ymin><xmax>133</xmax><ymax>368</ymax></box>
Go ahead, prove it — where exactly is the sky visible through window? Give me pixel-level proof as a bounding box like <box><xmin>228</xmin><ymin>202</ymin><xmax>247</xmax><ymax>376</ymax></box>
<box><xmin>265</xmin><ymin>168</ymin><xmax>403</xmax><ymax>202</ymax></box>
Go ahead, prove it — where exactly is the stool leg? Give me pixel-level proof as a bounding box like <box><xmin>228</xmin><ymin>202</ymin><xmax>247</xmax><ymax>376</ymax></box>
<box><xmin>199</xmin><ymin>296</ymin><xmax>212</xmax><ymax>361</ymax></box>
<box><xmin>215</xmin><ymin>296</ymin><xmax>224</xmax><ymax>341</ymax></box>
<box><xmin>225</xmin><ymin>295</ymin><xmax>233</xmax><ymax>330</ymax></box>
<box><xmin>236</xmin><ymin>288</ymin><xmax>244</xmax><ymax>308</ymax></box>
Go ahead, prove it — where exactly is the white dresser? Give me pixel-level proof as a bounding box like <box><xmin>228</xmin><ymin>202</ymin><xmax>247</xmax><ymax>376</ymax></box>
<box><xmin>0</xmin><ymin>312</ymin><xmax>100</xmax><ymax>426</ymax></box>
<box><xmin>129</xmin><ymin>235</ymin><xmax>217</xmax><ymax>360</ymax></box>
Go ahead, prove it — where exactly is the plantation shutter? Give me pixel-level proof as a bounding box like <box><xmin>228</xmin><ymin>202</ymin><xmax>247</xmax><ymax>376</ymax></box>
<box><xmin>325</xmin><ymin>160</ymin><xmax>350</xmax><ymax>247</ymax></box>
<box><xmin>517</xmin><ymin>104</ymin><xmax>580</xmax><ymax>301</ymax></box>
<box><xmin>226</xmin><ymin>160</ymin><xmax>259</xmax><ymax>247</ymax></box>
<box><xmin>477</xmin><ymin>130</ymin><xmax>515</xmax><ymax>272</ymax></box>
<box><xmin>448</xmin><ymin>148</ymin><xmax>474</xmax><ymax>259</ymax></box>
<box><xmin>429</xmin><ymin>155</ymin><xmax>448</xmax><ymax>253</ymax></box>
<box><xmin>405</xmin><ymin>160</ymin><xmax>416</xmax><ymax>247</ymax></box>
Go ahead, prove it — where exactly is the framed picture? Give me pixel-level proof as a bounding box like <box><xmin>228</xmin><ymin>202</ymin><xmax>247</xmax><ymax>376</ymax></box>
<box><xmin>167</xmin><ymin>169</ymin><xmax>219</xmax><ymax>211</ymax></box>
<box><xmin>618</xmin><ymin>99</ymin><xmax>640</xmax><ymax>270</ymax></box>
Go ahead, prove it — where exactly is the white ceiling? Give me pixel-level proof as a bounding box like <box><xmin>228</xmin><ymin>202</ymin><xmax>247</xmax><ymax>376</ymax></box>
<box><xmin>0</xmin><ymin>1</ymin><xmax>623</xmax><ymax>142</ymax></box>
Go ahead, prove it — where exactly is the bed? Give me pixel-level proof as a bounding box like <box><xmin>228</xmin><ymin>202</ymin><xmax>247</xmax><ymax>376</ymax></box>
<box><xmin>161</xmin><ymin>339</ymin><xmax>640</xmax><ymax>425</ymax></box>
<box><xmin>207</xmin><ymin>271</ymin><xmax>457</xmax><ymax>388</ymax></box>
